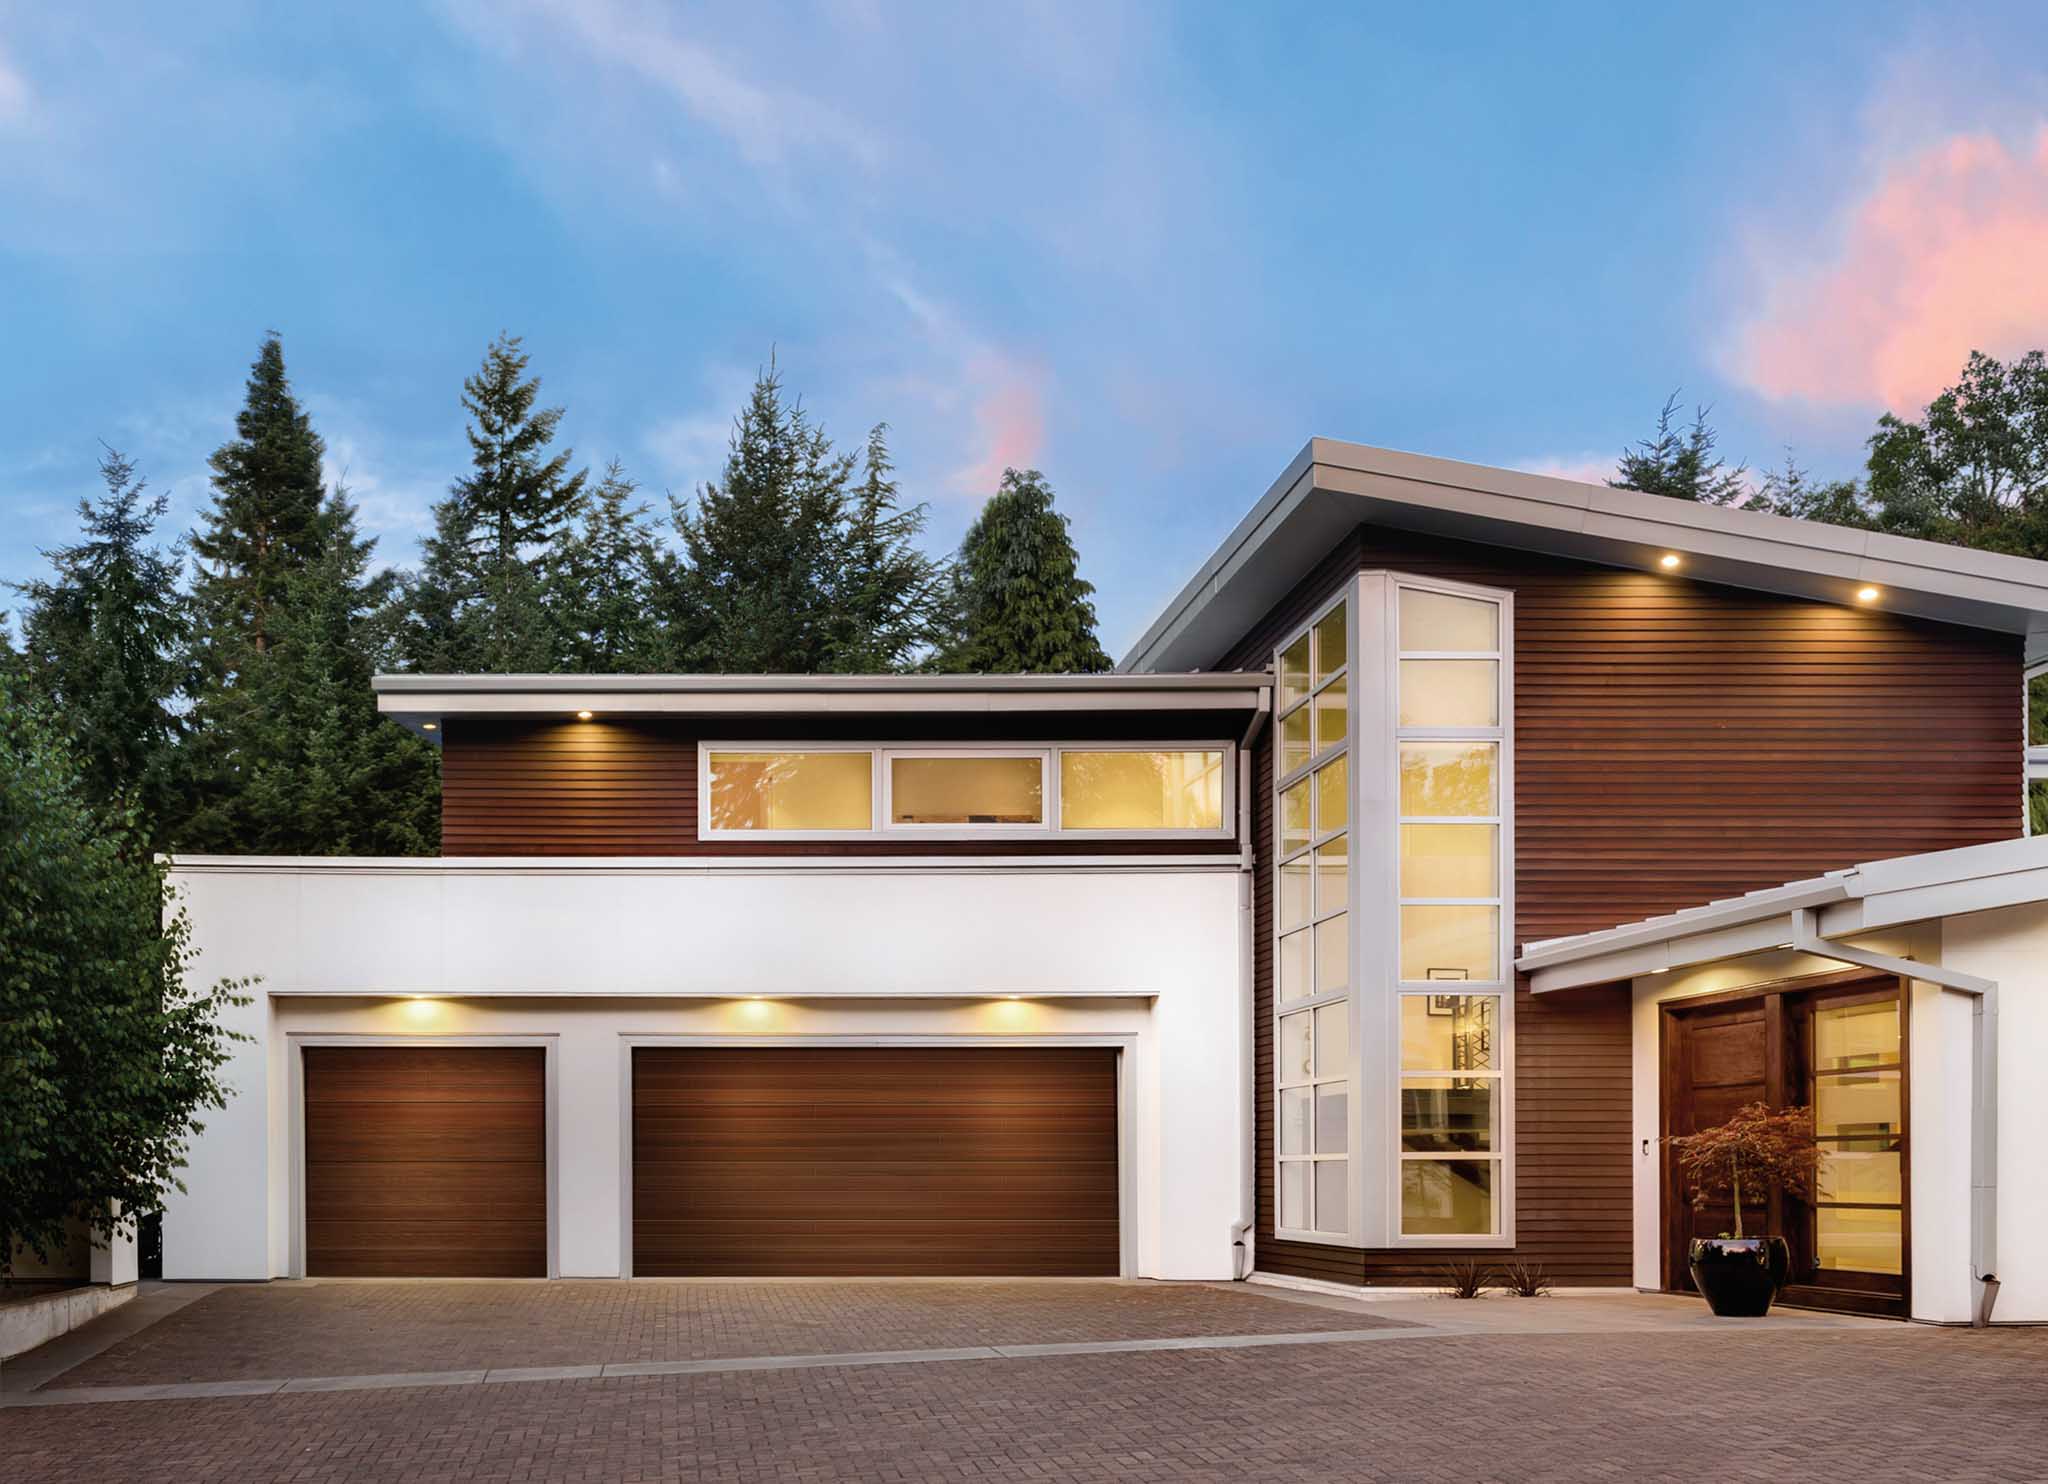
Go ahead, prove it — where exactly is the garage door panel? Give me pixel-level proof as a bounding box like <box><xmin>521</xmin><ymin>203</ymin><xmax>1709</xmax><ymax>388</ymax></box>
<box><xmin>633</xmin><ymin>1047</ymin><xmax>1119</xmax><ymax>1277</ymax></box>
<box><xmin>303</xmin><ymin>1047</ymin><xmax>546</xmax><ymax>1278</ymax></box>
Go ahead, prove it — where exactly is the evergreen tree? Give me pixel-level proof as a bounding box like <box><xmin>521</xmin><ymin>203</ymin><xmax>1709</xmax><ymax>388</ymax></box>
<box><xmin>1754</xmin><ymin>452</ymin><xmax>1874</xmax><ymax>528</ymax></box>
<box><xmin>664</xmin><ymin>365</ymin><xmax>858</xmax><ymax>672</ymax></box>
<box><xmin>177</xmin><ymin>489</ymin><xmax>439</xmax><ymax>855</ymax></box>
<box><xmin>1612</xmin><ymin>394</ymin><xmax>1750</xmax><ymax>506</ymax></box>
<box><xmin>826</xmin><ymin>425</ymin><xmax>944</xmax><ymax>672</ymax></box>
<box><xmin>455</xmin><ymin>332</ymin><xmax>588</xmax><ymax>564</ymax></box>
<box><xmin>547</xmin><ymin>461</ymin><xmax>662</xmax><ymax>672</ymax></box>
<box><xmin>935</xmin><ymin>467</ymin><xmax>1111</xmax><ymax>673</ymax></box>
<box><xmin>12</xmin><ymin>447</ymin><xmax>189</xmax><ymax>843</ymax></box>
<box><xmin>190</xmin><ymin>335</ymin><xmax>330</xmax><ymax>658</ymax></box>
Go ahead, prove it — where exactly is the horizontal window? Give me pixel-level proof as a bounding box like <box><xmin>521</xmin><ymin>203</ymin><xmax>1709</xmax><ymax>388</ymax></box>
<box><xmin>706</xmin><ymin>750</ymin><xmax>872</xmax><ymax>832</ymax></box>
<box><xmin>1059</xmin><ymin>750</ymin><xmax>1224</xmax><ymax>831</ymax></box>
<box><xmin>891</xmin><ymin>754</ymin><xmax>1043</xmax><ymax>826</ymax></box>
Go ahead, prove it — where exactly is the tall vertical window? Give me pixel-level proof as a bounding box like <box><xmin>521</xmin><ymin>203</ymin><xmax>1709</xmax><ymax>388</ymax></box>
<box><xmin>1394</xmin><ymin>582</ymin><xmax>1508</xmax><ymax>1240</ymax></box>
<box><xmin>1274</xmin><ymin>596</ymin><xmax>1351</xmax><ymax>1238</ymax></box>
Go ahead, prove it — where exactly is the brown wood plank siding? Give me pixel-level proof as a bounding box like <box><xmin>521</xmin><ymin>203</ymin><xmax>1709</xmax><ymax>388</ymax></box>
<box><xmin>441</xmin><ymin>712</ymin><xmax>1245</xmax><ymax>857</ymax></box>
<box><xmin>631</xmin><ymin>1046</ymin><xmax>1120</xmax><ymax>1276</ymax></box>
<box><xmin>303</xmin><ymin>1047</ymin><xmax>547</xmax><ymax>1278</ymax></box>
<box><xmin>1225</xmin><ymin>525</ymin><xmax>2021</xmax><ymax>1288</ymax></box>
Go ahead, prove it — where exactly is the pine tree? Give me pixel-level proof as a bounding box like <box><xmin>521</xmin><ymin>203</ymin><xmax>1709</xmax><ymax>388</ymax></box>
<box><xmin>190</xmin><ymin>335</ymin><xmax>330</xmax><ymax>659</ymax></box>
<box><xmin>1612</xmin><ymin>395</ymin><xmax>1750</xmax><ymax>506</ymax></box>
<box><xmin>935</xmin><ymin>467</ymin><xmax>1111</xmax><ymax>674</ymax></box>
<box><xmin>547</xmin><ymin>461</ymin><xmax>661</xmax><ymax>673</ymax></box>
<box><xmin>12</xmin><ymin>447</ymin><xmax>189</xmax><ymax>844</ymax></box>
<box><xmin>664</xmin><ymin>365</ymin><xmax>857</xmax><ymax>672</ymax></box>
<box><xmin>1754</xmin><ymin>452</ymin><xmax>1873</xmax><ymax>528</ymax></box>
<box><xmin>826</xmin><ymin>425</ymin><xmax>943</xmax><ymax>672</ymax></box>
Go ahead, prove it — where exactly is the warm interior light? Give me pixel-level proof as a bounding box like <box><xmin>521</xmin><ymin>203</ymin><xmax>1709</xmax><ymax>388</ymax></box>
<box><xmin>1856</xmin><ymin>586</ymin><xmax>1881</xmax><ymax>603</ymax></box>
<box><xmin>576</xmin><ymin>709</ymin><xmax>595</xmax><ymax>720</ymax></box>
<box><xmin>1658</xmin><ymin>553</ymin><xmax>1681</xmax><ymax>570</ymax></box>
<box><xmin>421</xmin><ymin>722</ymin><xmax>438</xmax><ymax>732</ymax></box>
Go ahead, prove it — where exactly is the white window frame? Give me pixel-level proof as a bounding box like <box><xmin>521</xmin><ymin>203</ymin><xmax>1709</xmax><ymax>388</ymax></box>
<box><xmin>883</xmin><ymin>747</ymin><xmax>1050</xmax><ymax>831</ymax></box>
<box><xmin>698</xmin><ymin>740</ymin><xmax>1238</xmax><ymax>843</ymax></box>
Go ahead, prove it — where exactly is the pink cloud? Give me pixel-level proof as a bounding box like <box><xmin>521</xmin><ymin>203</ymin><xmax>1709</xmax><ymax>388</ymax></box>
<box><xmin>1735</xmin><ymin>127</ymin><xmax>2048</xmax><ymax>411</ymax></box>
<box><xmin>949</xmin><ymin>359</ymin><xmax>1046</xmax><ymax>499</ymax></box>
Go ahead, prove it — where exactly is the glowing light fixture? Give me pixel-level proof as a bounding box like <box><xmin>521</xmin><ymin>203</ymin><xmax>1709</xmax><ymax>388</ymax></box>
<box><xmin>421</xmin><ymin>722</ymin><xmax>438</xmax><ymax>732</ymax></box>
<box><xmin>1855</xmin><ymin>586</ymin><xmax>1882</xmax><ymax>603</ymax></box>
<box><xmin>576</xmin><ymin>709</ymin><xmax>595</xmax><ymax>720</ymax></box>
<box><xmin>1658</xmin><ymin>553</ymin><xmax>1682</xmax><ymax>570</ymax></box>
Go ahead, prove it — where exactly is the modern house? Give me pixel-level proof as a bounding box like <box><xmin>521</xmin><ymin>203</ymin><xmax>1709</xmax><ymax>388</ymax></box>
<box><xmin>164</xmin><ymin>439</ymin><xmax>2048</xmax><ymax>1323</ymax></box>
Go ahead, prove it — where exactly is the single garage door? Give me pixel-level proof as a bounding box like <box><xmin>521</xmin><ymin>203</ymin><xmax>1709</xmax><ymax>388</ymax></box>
<box><xmin>303</xmin><ymin>1046</ymin><xmax>547</xmax><ymax>1277</ymax></box>
<box><xmin>632</xmin><ymin>1046</ymin><xmax>1119</xmax><ymax>1276</ymax></box>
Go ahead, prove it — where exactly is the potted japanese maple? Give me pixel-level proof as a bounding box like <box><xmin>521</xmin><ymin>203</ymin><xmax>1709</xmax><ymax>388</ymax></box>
<box><xmin>1666</xmin><ymin>1102</ymin><xmax>1819</xmax><ymax>1317</ymax></box>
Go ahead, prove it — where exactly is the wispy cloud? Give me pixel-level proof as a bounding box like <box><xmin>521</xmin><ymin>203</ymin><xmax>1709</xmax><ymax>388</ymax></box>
<box><xmin>0</xmin><ymin>42</ymin><xmax>32</xmax><ymax>128</ymax></box>
<box><xmin>1731</xmin><ymin>124</ymin><xmax>2048</xmax><ymax>411</ymax></box>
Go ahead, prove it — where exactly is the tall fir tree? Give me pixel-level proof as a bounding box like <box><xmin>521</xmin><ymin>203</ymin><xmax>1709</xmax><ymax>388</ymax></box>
<box><xmin>934</xmin><ymin>467</ymin><xmax>1111</xmax><ymax>674</ymax></box>
<box><xmin>1612</xmin><ymin>394</ymin><xmax>1750</xmax><ymax>506</ymax></box>
<box><xmin>11</xmin><ymin>447</ymin><xmax>190</xmax><ymax>844</ymax></box>
<box><xmin>548</xmin><ymin>460</ymin><xmax>662</xmax><ymax>673</ymax></box>
<box><xmin>190</xmin><ymin>335</ymin><xmax>330</xmax><ymax>658</ymax></box>
<box><xmin>663</xmin><ymin>365</ymin><xmax>857</xmax><ymax>672</ymax></box>
<box><xmin>826</xmin><ymin>424</ymin><xmax>944</xmax><ymax>672</ymax></box>
<box><xmin>1754</xmin><ymin>452</ymin><xmax>1873</xmax><ymax>527</ymax></box>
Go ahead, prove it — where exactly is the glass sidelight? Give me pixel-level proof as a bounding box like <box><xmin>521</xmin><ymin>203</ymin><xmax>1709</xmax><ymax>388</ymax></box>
<box><xmin>1811</xmin><ymin>998</ymin><xmax>1905</xmax><ymax>1277</ymax></box>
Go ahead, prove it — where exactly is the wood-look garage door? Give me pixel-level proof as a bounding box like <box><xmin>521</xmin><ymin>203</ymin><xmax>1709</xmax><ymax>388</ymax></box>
<box><xmin>303</xmin><ymin>1046</ymin><xmax>547</xmax><ymax>1277</ymax></box>
<box><xmin>632</xmin><ymin>1046</ymin><xmax>1120</xmax><ymax>1276</ymax></box>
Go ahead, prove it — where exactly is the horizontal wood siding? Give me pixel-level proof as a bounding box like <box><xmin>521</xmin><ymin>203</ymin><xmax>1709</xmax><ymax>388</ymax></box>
<box><xmin>441</xmin><ymin>712</ymin><xmax>1245</xmax><ymax>857</ymax></box>
<box><xmin>1226</xmin><ymin>525</ymin><xmax>2021</xmax><ymax>1288</ymax></box>
<box><xmin>632</xmin><ymin>1046</ymin><xmax>1120</xmax><ymax>1276</ymax></box>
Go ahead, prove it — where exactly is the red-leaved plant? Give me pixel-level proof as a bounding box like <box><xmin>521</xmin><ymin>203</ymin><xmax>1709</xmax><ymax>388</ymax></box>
<box><xmin>1665</xmin><ymin>1102</ymin><xmax>1819</xmax><ymax>1239</ymax></box>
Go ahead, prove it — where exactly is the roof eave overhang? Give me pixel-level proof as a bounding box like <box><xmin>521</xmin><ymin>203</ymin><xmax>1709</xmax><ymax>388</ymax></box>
<box><xmin>1121</xmin><ymin>439</ymin><xmax>2048</xmax><ymax>672</ymax></box>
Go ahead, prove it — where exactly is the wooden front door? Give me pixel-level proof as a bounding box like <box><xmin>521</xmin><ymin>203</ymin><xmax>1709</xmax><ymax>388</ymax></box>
<box><xmin>1661</xmin><ymin>998</ymin><xmax>1772</xmax><ymax>1291</ymax></box>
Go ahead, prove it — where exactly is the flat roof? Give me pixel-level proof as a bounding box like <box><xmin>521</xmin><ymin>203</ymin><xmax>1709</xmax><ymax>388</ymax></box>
<box><xmin>1121</xmin><ymin>439</ymin><xmax>2048</xmax><ymax>672</ymax></box>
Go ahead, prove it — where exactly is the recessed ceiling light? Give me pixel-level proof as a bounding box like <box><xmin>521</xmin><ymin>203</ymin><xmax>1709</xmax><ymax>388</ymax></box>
<box><xmin>1855</xmin><ymin>586</ymin><xmax>1881</xmax><ymax>603</ymax></box>
<box><xmin>1658</xmin><ymin>553</ymin><xmax>1682</xmax><ymax>570</ymax></box>
<box><xmin>421</xmin><ymin>722</ymin><xmax>438</xmax><ymax>732</ymax></box>
<box><xmin>576</xmin><ymin>709</ymin><xmax>595</xmax><ymax>720</ymax></box>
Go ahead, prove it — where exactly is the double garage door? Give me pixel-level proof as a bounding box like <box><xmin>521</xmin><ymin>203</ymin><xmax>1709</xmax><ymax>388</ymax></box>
<box><xmin>303</xmin><ymin>1045</ymin><xmax>1119</xmax><ymax>1278</ymax></box>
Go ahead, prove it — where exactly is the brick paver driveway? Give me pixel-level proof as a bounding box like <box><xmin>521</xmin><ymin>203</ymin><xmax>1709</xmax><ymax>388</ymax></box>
<box><xmin>6</xmin><ymin>1281</ymin><xmax>2046</xmax><ymax>1482</ymax></box>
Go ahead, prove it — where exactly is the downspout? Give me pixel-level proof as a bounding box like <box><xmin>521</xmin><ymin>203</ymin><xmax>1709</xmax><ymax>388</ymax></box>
<box><xmin>1790</xmin><ymin>910</ymin><xmax>2000</xmax><ymax>1325</ymax></box>
<box><xmin>1230</xmin><ymin>692</ymin><xmax>1272</xmax><ymax>1280</ymax></box>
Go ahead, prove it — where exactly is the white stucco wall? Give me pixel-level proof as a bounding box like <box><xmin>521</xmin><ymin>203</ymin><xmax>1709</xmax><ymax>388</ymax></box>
<box><xmin>162</xmin><ymin>860</ymin><xmax>1249</xmax><ymax>1283</ymax></box>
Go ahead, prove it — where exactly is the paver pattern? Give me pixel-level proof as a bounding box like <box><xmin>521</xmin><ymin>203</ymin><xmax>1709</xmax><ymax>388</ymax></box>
<box><xmin>49</xmin><ymin>1279</ymin><xmax>1403</xmax><ymax>1386</ymax></box>
<box><xmin>6</xmin><ymin>1325</ymin><xmax>2045</xmax><ymax>1482</ymax></box>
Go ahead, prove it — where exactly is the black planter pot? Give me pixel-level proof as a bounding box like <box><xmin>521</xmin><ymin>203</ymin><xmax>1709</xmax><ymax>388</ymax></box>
<box><xmin>1688</xmin><ymin>1236</ymin><xmax>1791</xmax><ymax>1316</ymax></box>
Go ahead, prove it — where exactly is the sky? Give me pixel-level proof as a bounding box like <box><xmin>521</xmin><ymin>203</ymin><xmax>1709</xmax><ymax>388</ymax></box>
<box><xmin>4</xmin><ymin>2</ymin><xmax>2048</xmax><ymax>656</ymax></box>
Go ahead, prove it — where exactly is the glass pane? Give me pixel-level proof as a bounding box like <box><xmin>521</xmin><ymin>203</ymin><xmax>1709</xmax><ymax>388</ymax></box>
<box><xmin>1400</xmin><ymin>589</ymin><xmax>1500</xmax><ymax>652</ymax></box>
<box><xmin>1814</xmin><ymin>1000</ymin><xmax>1900</xmax><ymax>1072</ymax></box>
<box><xmin>1059</xmin><ymin>750</ymin><xmax>1224</xmax><ymax>831</ymax></box>
<box><xmin>1400</xmin><ymin>823</ymin><xmax>1498</xmax><ymax>899</ymax></box>
<box><xmin>1278</xmin><ymin>929</ymin><xmax>1311</xmax><ymax>1006</ymax></box>
<box><xmin>707</xmin><ymin>750</ymin><xmax>872</xmax><ymax>831</ymax></box>
<box><xmin>1314</xmin><ymin>1002</ymin><xmax>1349</xmax><ymax>1079</ymax></box>
<box><xmin>1817</xmin><ymin>1205</ymin><xmax>1903</xmax><ymax>1275</ymax></box>
<box><xmin>1281</xmin><ymin>706</ymin><xmax>1311</xmax><ymax>778</ymax></box>
<box><xmin>1314</xmin><ymin>835</ymin><xmax>1348</xmax><ymax>916</ymax></box>
<box><xmin>1314</xmin><ymin>1160</ymin><xmax>1349</xmax><ymax>1235</ymax></box>
<box><xmin>1399</xmin><ymin>660</ymin><xmax>1499</xmax><ymax>727</ymax></box>
<box><xmin>1312</xmin><ymin>604</ymin><xmax>1347</xmax><ymax>682</ymax></box>
<box><xmin>1400</xmin><ymin>1076</ymin><xmax>1499</xmax><ymax>1152</ymax></box>
<box><xmin>1279</xmin><ymin>858</ymin><xmax>1311</xmax><ymax>931</ymax></box>
<box><xmin>1400</xmin><ymin>1159</ymin><xmax>1497</xmax><ymax>1236</ymax></box>
<box><xmin>1315</xmin><ymin>754</ymin><xmax>1348</xmax><ymax>835</ymax></box>
<box><xmin>1400</xmin><ymin>905</ymin><xmax>1500</xmax><ymax>983</ymax></box>
<box><xmin>1280</xmin><ymin>1159</ymin><xmax>1309</xmax><ymax>1230</ymax></box>
<box><xmin>891</xmin><ymin>755</ymin><xmax>1042</xmax><ymax>825</ymax></box>
<box><xmin>1315</xmin><ymin>1083</ymin><xmax>1348</xmax><ymax>1154</ymax></box>
<box><xmin>1398</xmin><ymin>742</ymin><xmax>1498</xmax><ymax>817</ymax></box>
<box><xmin>1400</xmin><ymin>994</ymin><xmax>1500</xmax><ymax>1071</ymax></box>
<box><xmin>1815</xmin><ymin>1069</ymin><xmax>1901</xmax><ymax>1141</ymax></box>
<box><xmin>1818</xmin><ymin>1148</ymin><xmax>1902</xmax><ymax>1206</ymax></box>
<box><xmin>1314</xmin><ymin>673</ymin><xmax>1347</xmax><ymax>755</ymax></box>
<box><xmin>1279</xmin><ymin>635</ymin><xmax>1311</xmax><ymax>712</ymax></box>
<box><xmin>1279</xmin><ymin>1088</ymin><xmax>1310</xmax><ymax>1155</ymax></box>
<box><xmin>1280</xmin><ymin>778</ymin><xmax>1311</xmax><ymax>856</ymax></box>
<box><xmin>1278</xmin><ymin>1012</ymin><xmax>1313</xmax><ymax>1085</ymax></box>
<box><xmin>1315</xmin><ymin>913</ymin><xmax>1348</xmax><ymax>994</ymax></box>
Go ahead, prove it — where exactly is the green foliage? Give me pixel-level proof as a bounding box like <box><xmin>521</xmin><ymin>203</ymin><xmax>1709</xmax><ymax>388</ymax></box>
<box><xmin>0</xmin><ymin>678</ymin><xmax>251</xmax><ymax>1275</ymax></box>
<box><xmin>547</xmin><ymin>461</ymin><xmax>664</xmax><ymax>673</ymax></box>
<box><xmin>1612</xmin><ymin>394</ymin><xmax>1749</xmax><ymax>506</ymax></box>
<box><xmin>1754</xmin><ymin>453</ymin><xmax>1873</xmax><ymax>527</ymax></box>
<box><xmin>935</xmin><ymin>467</ymin><xmax>1111</xmax><ymax>673</ymax></box>
<box><xmin>1866</xmin><ymin>350</ymin><xmax>2048</xmax><ymax>554</ymax></box>
<box><xmin>826</xmin><ymin>424</ymin><xmax>944</xmax><ymax>673</ymax></box>
<box><xmin>454</xmin><ymin>333</ymin><xmax>588</xmax><ymax>564</ymax></box>
<box><xmin>11</xmin><ymin>448</ymin><xmax>189</xmax><ymax>846</ymax></box>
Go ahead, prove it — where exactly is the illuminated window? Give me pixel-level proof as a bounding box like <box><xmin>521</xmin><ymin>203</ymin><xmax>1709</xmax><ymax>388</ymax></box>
<box><xmin>889</xmin><ymin>754</ymin><xmax>1044</xmax><ymax>825</ymax></box>
<box><xmin>705</xmin><ymin>750</ymin><xmax>873</xmax><ymax>831</ymax></box>
<box><xmin>1059</xmin><ymin>750</ymin><xmax>1225</xmax><ymax>831</ymax></box>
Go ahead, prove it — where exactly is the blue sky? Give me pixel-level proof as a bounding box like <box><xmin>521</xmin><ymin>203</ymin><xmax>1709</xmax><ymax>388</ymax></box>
<box><xmin>5</xmin><ymin>3</ymin><xmax>2048</xmax><ymax>654</ymax></box>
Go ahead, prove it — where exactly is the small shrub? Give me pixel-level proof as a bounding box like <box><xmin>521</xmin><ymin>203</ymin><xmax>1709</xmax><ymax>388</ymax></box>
<box><xmin>1499</xmin><ymin>1261</ymin><xmax>1551</xmax><ymax>1297</ymax></box>
<box><xmin>1438</xmin><ymin>1260</ymin><xmax>1490</xmax><ymax>1299</ymax></box>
